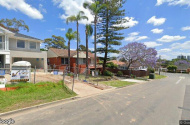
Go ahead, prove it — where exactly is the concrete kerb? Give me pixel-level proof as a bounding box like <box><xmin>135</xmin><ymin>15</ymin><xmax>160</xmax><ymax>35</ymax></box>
<box><xmin>0</xmin><ymin>78</ymin><xmax>158</xmax><ymax>118</ymax></box>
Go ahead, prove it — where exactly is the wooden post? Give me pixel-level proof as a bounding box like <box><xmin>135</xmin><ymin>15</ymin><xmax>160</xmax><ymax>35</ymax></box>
<box><xmin>34</xmin><ymin>66</ymin><xmax>36</xmax><ymax>84</ymax></box>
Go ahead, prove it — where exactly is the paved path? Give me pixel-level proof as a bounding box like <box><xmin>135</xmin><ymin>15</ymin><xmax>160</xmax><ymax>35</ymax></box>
<box><xmin>2</xmin><ymin>73</ymin><xmax>190</xmax><ymax>125</ymax></box>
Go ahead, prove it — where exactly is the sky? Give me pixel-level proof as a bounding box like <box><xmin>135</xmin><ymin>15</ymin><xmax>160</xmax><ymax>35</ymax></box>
<box><xmin>0</xmin><ymin>0</ymin><xmax>190</xmax><ymax>60</ymax></box>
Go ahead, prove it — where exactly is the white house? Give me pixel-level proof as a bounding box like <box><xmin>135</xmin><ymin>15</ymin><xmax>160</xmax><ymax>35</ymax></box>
<box><xmin>0</xmin><ymin>25</ymin><xmax>47</xmax><ymax>70</ymax></box>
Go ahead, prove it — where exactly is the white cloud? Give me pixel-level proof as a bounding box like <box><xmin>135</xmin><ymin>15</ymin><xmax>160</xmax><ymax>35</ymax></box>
<box><xmin>151</xmin><ymin>28</ymin><xmax>164</xmax><ymax>34</ymax></box>
<box><xmin>56</xmin><ymin>28</ymin><xmax>66</xmax><ymax>31</ymax></box>
<box><xmin>39</xmin><ymin>4</ymin><xmax>47</xmax><ymax>13</ymax></box>
<box><xmin>181</xmin><ymin>26</ymin><xmax>190</xmax><ymax>31</ymax></box>
<box><xmin>125</xmin><ymin>32</ymin><xmax>148</xmax><ymax>42</ymax></box>
<box><xmin>53</xmin><ymin>0</ymin><xmax>93</xmax><ymax>25</ymax></box>
<box><xmin>157</xmin><ymin>35</ymin><xmax>186</xmax><ymax>42</ymax></box>
<box><xmin>147</xmin><ymin>16</ymin><xmax>166</xmax><ymax>26</ymax></box>
<box><xmin>114</xmin><ymin>17</ymin><xmax>138</xmax><ymax>28</ymax></box>
<box><xmin>171</xmin><ymin>41</ymin><xmax>190</xmax><ymax>50</ymax></box>
<box><xmin>158</xmin><ymin>48</ymin><xmax>172</xmax><ymax>53</ymax></box>
<box><xmin>156</xmin><ymin>0</ymin><xmax>190</xmax><ymax>6</ymax></box>
<box><xmin>89</xmin><ymin>48</ymin><xmax>94</xmax><ymax>51</ymax></box>
<box><xmin>97</xmin><ymin>43</ymin><xmax>103</xmax><ymax>47</ymax></box>
<box><xmin>0</xmin><ymin>0</ymin><xmax>43</xmax><ymax>19</ymax></box>
<box><xmin>144</xmin><ymin>42</ymin><xmax>162</xmax><ymax>48</ymax></box>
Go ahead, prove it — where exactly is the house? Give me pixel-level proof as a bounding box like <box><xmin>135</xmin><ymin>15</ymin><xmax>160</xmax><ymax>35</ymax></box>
<box><xmin>47</xmin><ymin>48</ymin><xmax>100</xmax><ymax>73</ymax></box>
<box><xmin>0</xmin><ymin>25</ymin><xmax>47</xmax><ymax>70</ymax></box>
<box><xmin>107</xmin><ymin>60</ymin><xmax>148</xmax><ymax>71</ymax></box>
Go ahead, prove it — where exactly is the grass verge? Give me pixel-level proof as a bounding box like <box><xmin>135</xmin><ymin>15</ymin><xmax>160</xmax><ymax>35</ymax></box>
<box><xmin>144</xmin><ymin>74</ymin><xmax>167</xmax><ymax>79</ymax></box>
<box><xmin>99</xmin><ymin>80</ymin><xmax>135</xmax><ymax>88</ymax></box>
<box><xmin>0</xmin><ymin>81</ymin><xmax>76</xmax><ymax>113</ymax></box>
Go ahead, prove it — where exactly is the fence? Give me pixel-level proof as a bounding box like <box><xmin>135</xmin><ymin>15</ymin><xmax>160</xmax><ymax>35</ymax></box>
<box><xmin>106</xmin><ymin>68</ymin><xmax>149</xmax><ymax>77</ymax></box>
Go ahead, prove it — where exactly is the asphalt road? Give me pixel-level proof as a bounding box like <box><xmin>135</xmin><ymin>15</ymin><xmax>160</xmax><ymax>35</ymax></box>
<box><xmin>2</xmin><ymin>73</ymin><xmax>190</xmax><ymax>125</ymax></box>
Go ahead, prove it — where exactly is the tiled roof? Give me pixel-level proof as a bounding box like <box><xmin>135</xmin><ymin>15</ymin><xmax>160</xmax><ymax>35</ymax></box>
<box><xmin>49</xmin><ymin>48</ymin><xmax>95</xmax><ymax>58</ymax></box>
<box><xmin>107</xmin><ymin>60</ymin><xmax>126</xmax><ymax>66</ymax></box>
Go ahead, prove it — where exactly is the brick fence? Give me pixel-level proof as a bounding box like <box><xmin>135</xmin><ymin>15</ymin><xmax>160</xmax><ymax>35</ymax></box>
<box><xmin>107</xmin><ymin>68</ymin><xmax>149</xmax><ymax>77</ymax></box>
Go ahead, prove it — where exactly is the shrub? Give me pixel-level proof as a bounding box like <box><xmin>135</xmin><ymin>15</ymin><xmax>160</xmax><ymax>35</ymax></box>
<box><xmin>117</xmin><ymin>71</ymin><xmax>123</xmax><ymax>76</ymax></box>
<box><xmin>106</xmin><ymin>62</ymin><xmax>118</xmax><ymax>69</ymax></box>
<box><xmin>167</xmin><ymin>65</ymin><xmax>177</xmax><ymax>73</ymax></box>
<box><xmin>148</xmin><ymin>67</ymin><xmax>155</xmax><ymax>73</ymax></box>
<box><xmin>103</xmin><ymin>70</ymin><xmax>113</xmax><ymax>76</ymax></box>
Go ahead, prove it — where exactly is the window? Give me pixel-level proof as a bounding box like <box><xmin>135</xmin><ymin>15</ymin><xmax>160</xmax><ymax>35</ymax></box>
<box><xmin>0</xmin><ymin>36</ymin><xmax>2</xmax><ymax>42</ymax></box>
<box><xmin>17</xmin><ymin>40</ymin><xmax>25</xmax><ymax>48</ymax></box>
<box><xmin>83</xmin><ymin>58</ymin><xmax>86</xmax><ymax>64</ymax></box>
<box><xmin>77</xmin><ymin>58</ymin><xmax>86</xmax><ymax>64</ymax></box>
<box><xmin>30</xmin><ymin>42</ymin><xmax>36</xmax><ymax>49</ymax></box>
<box><xmin>61</xmin><ymin>58</ymin><xmax>68</xmax><ymax>64</ymax></box>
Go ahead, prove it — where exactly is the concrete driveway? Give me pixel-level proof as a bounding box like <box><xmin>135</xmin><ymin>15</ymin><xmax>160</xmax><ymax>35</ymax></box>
<box><xmin>1</xmin><ymin>73</ymin><xmax>190</xmax><ymax>125</ymax></box>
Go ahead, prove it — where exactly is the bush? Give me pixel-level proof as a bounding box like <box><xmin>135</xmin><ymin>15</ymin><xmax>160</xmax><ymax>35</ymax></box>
<box><xmin>148</xmin><ymin>68</ymin><xmax>155</xmax><ymax>73</ymax></box>
<box><xmin>103</xmin><ymin>70</ymin><xmax>113</xmax><ymax>76</ymax></box>
<box><xmin>167</xmin><ymin>65</ymin><xmax>177</xmax><ymax>73</ymax></box>
<box><xmin>117</xmin><ymin>71</ymin><xmax>123</xmax><ymax>76</ymax></box>
<box><xmin>106</xmin><ymin>62</ymin><xmax>118</xmax><ymax>69</ymax></box>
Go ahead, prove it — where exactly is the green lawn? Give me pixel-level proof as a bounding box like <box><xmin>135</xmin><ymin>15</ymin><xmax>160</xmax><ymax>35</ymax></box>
<box><xmin>99</xmin><ymin>80</ymin><xmax>135</xmax><ymax>87</ymax></box>
<box><xmin>0</xmin><ymin>81</ymin><xmax>76</xmax><ymax>113</ymax></box>
<box><xmin>144</xmin><ymin>74</ymin><xmax>167</xmax><ymax>79</ymax></box>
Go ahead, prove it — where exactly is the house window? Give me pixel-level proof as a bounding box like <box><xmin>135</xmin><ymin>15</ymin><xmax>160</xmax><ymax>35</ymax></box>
<box><xmin>17</xmin><ymin>40</ymin><xmax>25</xmax><ymax>48</ymax></box>
<box><xmin>76</xmin><ymin>58</ymin><xmax>86</xmax><ymax>64</ymax></box>
<box><xmin>0</xmin><ymin>36</ymin><xmax>2</xmax><ymax>42</ymax></box>
<box><xmin>30</xmin><ymin>42</ymin><xmax>36</xmax><ymax>49</ymax></box>
<box><xmin>61</xmin><ymin>58</ymin><xmax>68</xmax><ymax>64</ymax></box>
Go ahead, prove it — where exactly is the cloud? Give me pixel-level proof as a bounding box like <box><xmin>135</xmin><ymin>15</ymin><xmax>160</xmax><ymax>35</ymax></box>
<box><xmin>56</xmin><ymin>28</ymin><xmax>66</xmax><ymax>31</ymax></box>
<box><xmin>151</xmin><ymin>28</ymin><xmax>164</xmax><ymax>34</ymax></box>
<box><xmin>157</xmin><ymin>35</ymin><xmax>186</xmax><ymax>42</ymax></box>
<box><xmin>39</xmin><ymin>4</ymin><xmax>47</xmax><ymax>13</ymax></box>
<box><xmin>156</xmin><ymin>0</ymin><xmax>190</xmax><ymax>6</ymax></box>
<box><xmin>0</xmin><ymin>0</ymin><xmax>43</xmax><ymax>19</ymax></box>
<box><xmin>53</xmin><ymin>0</ymin><xmax>93</xmax><ymax>25</ymax></box>
<box><xmin>144</xmin><ymin>42</ymin><xmax>162</xmax><ymax>48</ymax></box>
<box><xmin>114</xmin><ymin>17</ymin><xmax>138</xmax><ymax>28</ymax></box>
<box><xmin>147</xmin><ymin>16</ymin><xmax>166</xmax><ymax>26</ymax></box>
<box><xmin>97</xmin><ymin>43</ymin><xmax>103</xmax><ymax>47</ymax></box>
<box><xmin>181</xmin><ymin>26</ymin><xmax>190</xmax><ymax>31</ymax></box>
<box><xmin>125</xmin><ymin>32</ymin><xmax>148</xmax><ymax>42</ymax></box>
<box><xmin>158</xmin><ymin>48</ymin><xmax>172</xmax><ymax>53</ymax></box>
<box><xmin>171</xmin><ymin>41</ymin><xmax>190</xmax><ymax>50</ymax></box>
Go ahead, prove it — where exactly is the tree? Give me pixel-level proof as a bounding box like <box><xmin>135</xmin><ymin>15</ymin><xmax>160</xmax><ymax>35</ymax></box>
<box><xmin>119</xmin><ymin>42</ymin><xmax>157</xmax><ymax>70</ymax></box>
<box><xmin>167</xmin><ymin>65</ymin><xmax>177</xmax><ymax>73</ymax></box>
<box><xmin>0</xmin><ymin>18</ymin><xmax>29</xmax><ymax>32</ymax></box>
<box><xmin>85</xmin><ymin>24</ymin><xmax>93</xmax><ymax>77</ymax></box>
<box><xmin>44</xmin><ymin>35</ymin><xmax>67</xmax><ymax>49</ymax></box>
<box><xmin>174</xmin><ymin>60</ymin><xmax>190</xmax><ymax>66</ymax></box>
<box><xmin>65</xmin><ymin>28</ymin><xmax>77</xmax><ymax>72</ymax></box>
<box><xmin>96</xmin><ymin>0</ymin><xmax>128</xmax><ymax>73</ymax></box>
<box><xmin>66</xmin><ymin>11</ymin><xmax>88</xmax><ymax>75</ymax></box>
<box><xmin>78</xmin><ymin>45</ymin><xmax>87</xmax><ymax>51</ymax></box>
<box><xmin>83</xmin><ymin>1</ymin><xmax>106</xmax><ymax>73</ymax></box>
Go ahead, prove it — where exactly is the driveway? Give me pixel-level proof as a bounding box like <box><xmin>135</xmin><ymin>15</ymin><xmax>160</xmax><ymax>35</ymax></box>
<box><xmin>1</xmin><ymin>73</ymin><xmax>190</xmax><ymax>125</ymax></box>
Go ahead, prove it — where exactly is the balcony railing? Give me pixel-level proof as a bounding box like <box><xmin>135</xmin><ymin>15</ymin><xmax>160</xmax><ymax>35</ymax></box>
<box><xmin>0</xmin><ymin>42</ymin><xmax>5</xmax><ymax>50</ymax></box>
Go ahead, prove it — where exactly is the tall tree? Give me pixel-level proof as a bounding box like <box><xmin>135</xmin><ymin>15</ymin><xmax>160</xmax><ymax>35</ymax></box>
<box><xmin>65</xmin><ymin>28</ymin><xmax>77</xmax><ymax>72</ymax></box>
<box><xmin>44</xmin><ymin>35</ymin><xmax>67</xmax><ymax>49</ymax></box>
<box><xmin>97</xmin><ymin>0</ymin><xmax>128</xmax><ymax>73</ymax></box>
<box><xmin>83</xmin><ymin>1</ymin><xmax>106</xmax><ymax>74</ymax></box>
<box><xmin>85</xmin><ymin>24</ymin><xmax>93</xmax><ymax>77</ymax></box>
<box><xmin>0</xmin><ymin>18</ymin><xmax>29</xmax><ymax>32</ymax></box>
<box><xmin>119</xmin><ymin>42</ymin><xmax>157</xmax><ymax>70</ymax></box>
<box><xmin>66</xmin><ymin>11</ymin><xmax>88</xmax><ymax>75</ymax></box>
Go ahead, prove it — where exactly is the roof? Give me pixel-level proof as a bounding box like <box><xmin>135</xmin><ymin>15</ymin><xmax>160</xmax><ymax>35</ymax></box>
<box><xmin>49</xmin><ymin>48</ymin><xmax>95</xmax><ymax>58</ymax></box>
<box><xmin>0</xmin><ymin>25</ymin><xmax>43</xmax><ymax>42</ymax></box>
<box><xmin>107</xmin><ymin>60</ymin><xmax>126</xmax><ymax>66</ymax></box>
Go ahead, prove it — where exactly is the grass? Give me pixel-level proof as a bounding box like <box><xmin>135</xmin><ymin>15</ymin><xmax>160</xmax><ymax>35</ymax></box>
<box><xmin>99</xmin><ymin>80</ymin><xmax>135</xmax><ymax>87</ymax></box>
<box><xmin>0</xmin><ymin>81</ymin><xmax>76</xmax><ymax>113</ymax></box>
<box><xmin>144</xmin><ymin>74</ymin><xmax>167</xmax><ymax>79</ymax></box>
<box><xmin>79</xmin><ymin>75</ymin><xmax>112</xmax><ymax>81</ymax></box>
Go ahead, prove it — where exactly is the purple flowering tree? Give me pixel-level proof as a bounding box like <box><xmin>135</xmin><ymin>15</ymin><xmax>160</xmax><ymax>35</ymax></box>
<box><xmin>174</xmin><ymin>60</ymin><xmax>190</xmax><ymax>66</ymax></box>
<box><xmin>119</xmin><ymin>42</ymin><xmax>157</xmax><ymax>70</ymax></box>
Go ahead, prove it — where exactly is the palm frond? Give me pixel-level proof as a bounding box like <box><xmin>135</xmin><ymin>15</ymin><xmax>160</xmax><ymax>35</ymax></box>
<box><xmin>66</xmin><ymin>16</ymin><xmax>77</xmax><ymax>24</ymax></box>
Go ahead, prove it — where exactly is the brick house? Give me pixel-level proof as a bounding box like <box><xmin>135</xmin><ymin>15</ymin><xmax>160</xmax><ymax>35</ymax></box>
<box><xmin>47</xmin><ymin>48</ymin><xmax>100</xmax><ymax>73</ymax></box>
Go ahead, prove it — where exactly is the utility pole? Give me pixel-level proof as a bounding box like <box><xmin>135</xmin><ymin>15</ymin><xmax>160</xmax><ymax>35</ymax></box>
<box><xmin>159</xmin><ymin>55</ymin><xmax>161</xmax><ymax>75</ymax></box>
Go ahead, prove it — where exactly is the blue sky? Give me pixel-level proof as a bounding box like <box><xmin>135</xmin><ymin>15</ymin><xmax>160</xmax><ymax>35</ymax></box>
<box><xmin>0</xmin><ymin>0</ymin><xmax>190</xmax><ymax>60</ymax></box>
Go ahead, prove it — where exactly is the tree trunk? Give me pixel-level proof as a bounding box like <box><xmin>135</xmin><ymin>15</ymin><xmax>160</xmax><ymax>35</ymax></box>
<box><xmin>68</xmin><ymin>40</ymin><xmax>70</xmax><ymax>72</ymax></box>
<box><xmin>77</xmin><ymin>21</ymin><xmax>79</xmax><ymax>75</ymax></box>
<box><xmin>103</xmin><ymin>7</ymin><xmax>109</xmax><ymax>74</ymax></box>
<box><xmin>94</xmin><ymin>16</ymin><xmax>97</xmax><ymax>75</ymax></box>
<box><xmin>86</xmin><ymin>29</ymin><xmax>88</xmax><ymax>77</ymax></box>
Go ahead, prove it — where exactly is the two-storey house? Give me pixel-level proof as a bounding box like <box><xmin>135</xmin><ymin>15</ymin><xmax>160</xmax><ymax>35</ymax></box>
<box><xmin>0</xmin><ymin>25</ymin><xmax>47</xmax><ymax>70</ymax></box>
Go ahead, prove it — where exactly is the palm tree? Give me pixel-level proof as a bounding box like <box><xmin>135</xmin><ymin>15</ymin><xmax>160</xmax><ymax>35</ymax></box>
<box><xmin>65</xmin><ymin>28</ymin><xmax>77</xmax><ymax>72</ymax></box>
<box><xmin>83</xmin><ymin>1</ymin><xmax>106</xmax><ymax>75</ymax></box>
<box><xmin>66</xmin><ymin>11</ymin><xmax>88</xmax><ymax>75</ymax></box>
<box><xmin>85</xmin><ymin>24</ymin><xmax>93</xmax><ymax>77</ymax></box>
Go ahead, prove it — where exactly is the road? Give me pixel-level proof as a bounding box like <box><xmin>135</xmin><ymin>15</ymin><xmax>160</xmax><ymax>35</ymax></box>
<box><xmin>2</xmin><ymin>73</ymin><xmax>190</xmax><ymax>125</ymax></box>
